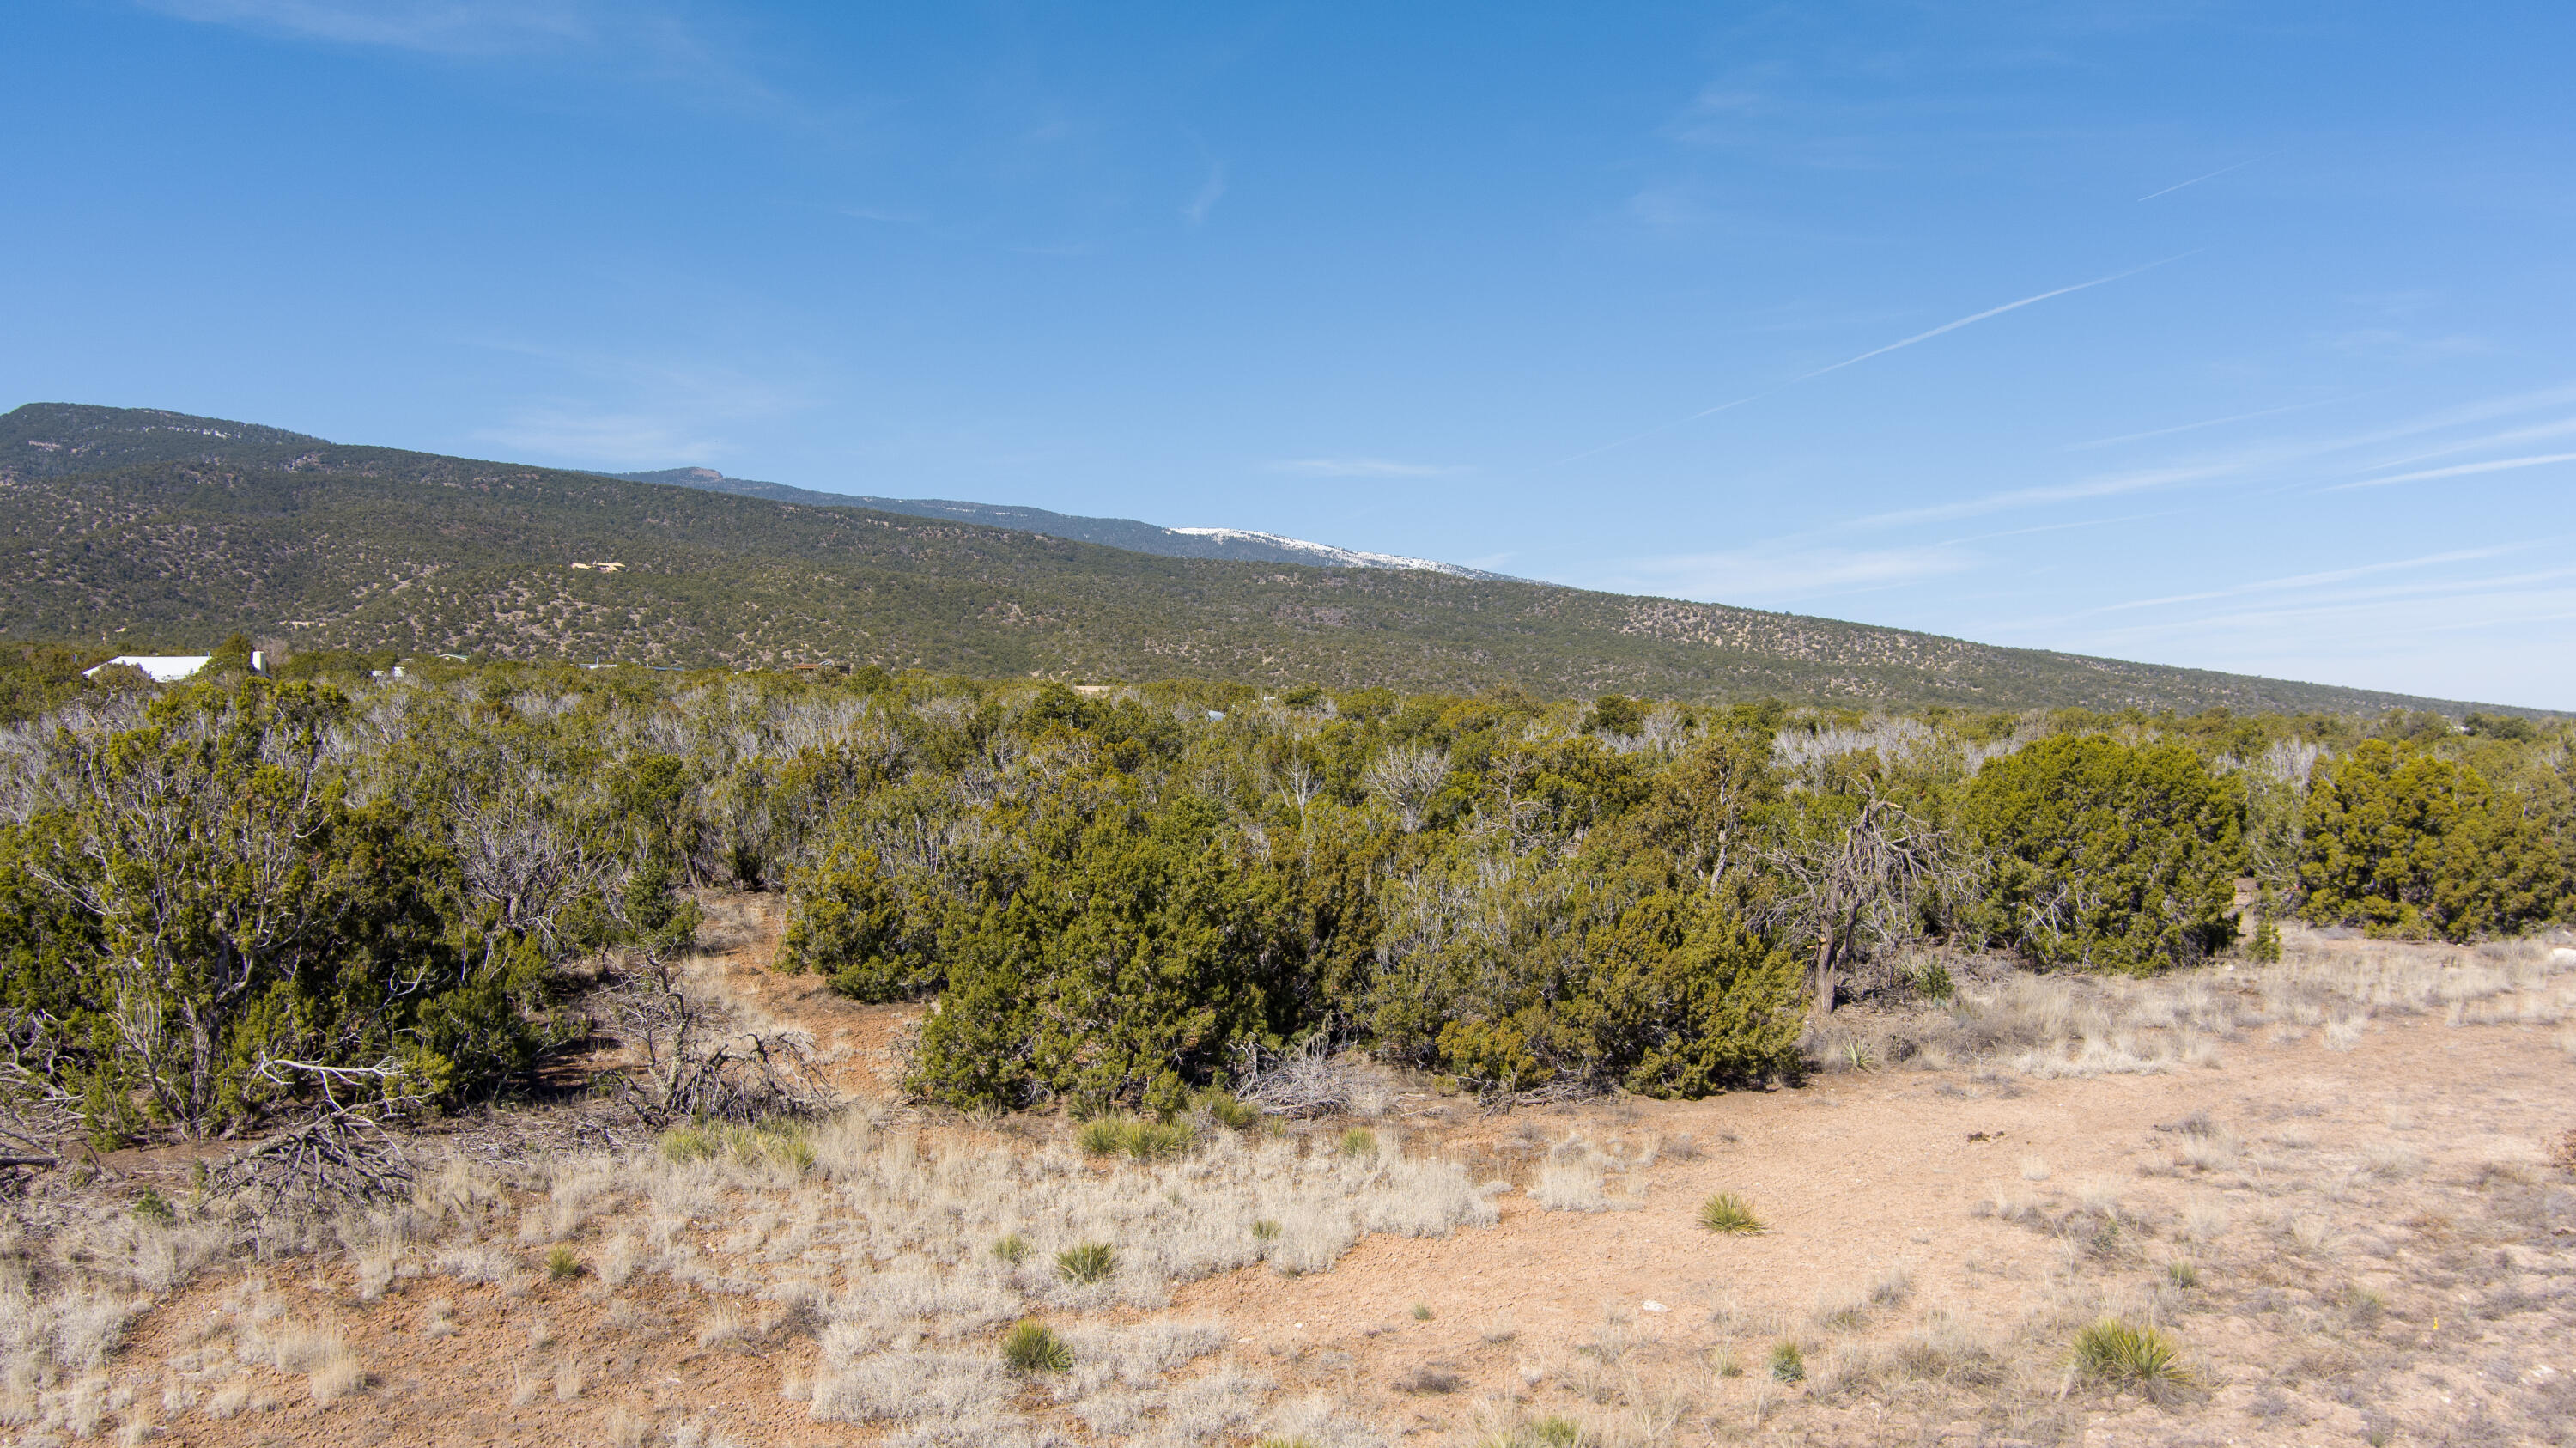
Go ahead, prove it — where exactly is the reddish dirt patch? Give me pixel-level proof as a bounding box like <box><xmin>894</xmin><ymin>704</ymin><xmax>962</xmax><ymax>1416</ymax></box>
<box><xmin>94</xmin><ymin>922</ymin><xmax>2576</xmax><ymax>1446</ymax></box>
<box><xmin>681</xmin><ymin>890</ymin><xmax>926</xmax><ymax>1098</ymax></box>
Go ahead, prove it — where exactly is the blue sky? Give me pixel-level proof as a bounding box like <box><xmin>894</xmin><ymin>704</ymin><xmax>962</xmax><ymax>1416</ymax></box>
<box><xmin>8</xmin><ymin>3</ymin><xmax>2573</xmax><ymax>708</ymax></box>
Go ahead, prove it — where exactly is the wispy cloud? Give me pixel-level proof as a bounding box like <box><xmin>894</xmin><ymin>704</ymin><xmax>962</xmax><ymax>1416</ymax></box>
<box><xmin>1843</xmin><ymin>381</ymin><xmax>2576</xmax><ymax>530</ymax></box>
<box><xmin>2063</xmin><ymin>396</ymin><xmax>2356</xmax><ymax>452</ymax></box>
<box><xmin>1558</xmin><ymin>254</ymin><xmax>2191</xmax><ymax>465</ymax></box>
<box><xmin>1957</xmin><ymin>536</ymin><xmax>2576</xmax><ymax>707</ymax></box>
<box><xmin>2090</xmin><ymin>545</ymin><xmax>2533</xmax><ymax>613</ymax></box>
<box><xmin>2323</xmin><ymin>328</ymin><xmax>2490</xmax><ymax>360</ymax></box>
<box><xmin>141</xmin><ymin>0</ymin><xmax>786</xmax><ymax>112</ymax></box>
<box><xmin>471</xmin><ymin>406</ymin><xmax>727</xmax><ymax>468</ymax></box>
<box><xmin>2325</xmin><ymin>451</ymin><xmax>2576</xmax><ymax>491</ymax></box>
<box><xmin>1852</xmin><ymin>460</ymin><xmax>2242</xmax><ymax>529</ymax></box>
<box><xmin>460</xmin><ymin>338</ymin><xmax>818</xmax><ymax>469</ymax></box>
<box><xmin>143</xmin><ymin>0</ymin><xmax>594</xmax><ymax>56</ymax></box>
<box><xmin>2344</xmin><ymin>414</ymin><xmax>2576</xmax><ymax>475</ymax></box>
<box><xmin>1182</xmin><ymin>160</ymin><xmax>1227</xmax><ymax>226</ymax></box>
<box><xmin>1589</xmin><ymin>543</ymin><xmax>1977</xmax><ymax>605</ymax></box>
<box><xmin>1267</xmin><ymin>458</ymin><xmax>1465</xmax><ymax>478</ymax></box>
<box><xmin>2053</xmin><ymin>568</ymin><xmax>2576</xmax><ymax>648</ymax></box>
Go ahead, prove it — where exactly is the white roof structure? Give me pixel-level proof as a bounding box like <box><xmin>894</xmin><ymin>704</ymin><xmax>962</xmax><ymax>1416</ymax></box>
<box><xmin>82</xmin><ymin>653</ymin><xmax>267</xmax><ymax>683</ymax></box>
<box><xmin>84</xmin><ymin>655</ymin><xmax>213</xmax><ymax>682</ymax></box>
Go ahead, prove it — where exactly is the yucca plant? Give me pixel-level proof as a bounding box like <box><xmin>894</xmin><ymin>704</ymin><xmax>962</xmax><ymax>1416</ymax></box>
<box><xmin>1076</xmin><ymin>1116</ymin><xmax>1130</xmax><ymax>1158</ymax></box>
<box><xmin>1196</xmin><ymin>1089</ymin><xmax>1261</xmax><ymax>1129</ymax></box>
<box><xmin>1698</xmin><ymin>1191</ymin><xmax>1763</xmax><ymax>1234</ymax></box>
<box><xmin>2070</xmin><ymin>1317</ymin><xmax>2187</xmax><ymax>1386</ymax></box>
<box><xmin>1000</xmin><ymin>1318</ymin><xmax>1072</xmax><ymax>1372</ymax></box>
<box><xmin>1124</xmin><ymin>1120</ymin><xmax>1195</xmax><ymax>1161</ymax></box>
<box><xmin>1056</xmin><ymin>1241</ymin><xmax>1117</xmax><ymax>1285</ymax></box>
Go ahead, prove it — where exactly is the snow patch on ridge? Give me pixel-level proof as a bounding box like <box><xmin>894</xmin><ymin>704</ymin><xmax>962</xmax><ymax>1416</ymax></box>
<box><xmin>1170</xmin><ymin>527</ymin><xmax>1508</xmax><ymax>580</ymax></box>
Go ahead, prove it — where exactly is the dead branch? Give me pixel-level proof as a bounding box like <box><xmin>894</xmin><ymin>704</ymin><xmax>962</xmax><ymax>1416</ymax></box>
<box><xmin>0</xmin><ymin>1008</ymin><xmax>87</xmax><ymax>1159</ymax></box>
<box><xmin>202</xmin><ymin>1055</ymin><xmax>426</xmax><ymax>1207</ymax></box>
<box><xmin>598</xmin><ymin>952</ymin><xmax>829</xmax><ymax>1128</ymax></box>
<box><xmin>1231</xmin><ymin>1037</ymin><xmax>1365</xmax><ymax>1118</ymax></box>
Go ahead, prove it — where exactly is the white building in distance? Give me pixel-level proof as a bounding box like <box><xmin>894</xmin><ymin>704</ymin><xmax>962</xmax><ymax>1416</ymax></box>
<box><xmin>82</xmin><ymin>652</ymin><xmax>265</xmax><ymax>682</ymax></box>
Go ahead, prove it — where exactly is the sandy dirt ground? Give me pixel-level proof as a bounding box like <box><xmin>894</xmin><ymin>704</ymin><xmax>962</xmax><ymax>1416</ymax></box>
<box><xmin>76</xmin><ymin>900</ymin><xmax>2576</xmax><ymax>1447</ymax></box>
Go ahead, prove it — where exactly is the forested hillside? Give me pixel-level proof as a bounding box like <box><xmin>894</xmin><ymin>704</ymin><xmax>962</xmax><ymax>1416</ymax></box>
<box><xmin>0</xmin><ymin>401</ymin><xmax>2537</xmax><ymax>715</ymax></box>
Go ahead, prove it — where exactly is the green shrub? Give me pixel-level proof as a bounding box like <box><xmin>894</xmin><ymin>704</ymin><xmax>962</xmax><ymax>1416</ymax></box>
<box><xmin>1250</xmin><ymin>1219</ymin><xmax>1281</xmax><ymax>1243</ymax></box>
<box><xmin>1195</xmin><ymin>1088</ymin><xmax>1261</xmax><ymax>1129</ymax></box>
<box><xmin>778</xmin><ymin>839</ymin><xmax>941</xmax><ymax>1000</ymax></box>
<box><xmin>1967</xmin><ymin>734</ymin><xmax>2246</xmax><ymax>973</ymax></box>
<box><xmin>1903</xmin><ymin>959</ymin><xmax>1955</xmax><ymax>1001</ymax></box>
<box><xmin>131</xmin><ymin>1189</ymin><xmax>175</xmax><ymax>1228</ymax></box>
<box><xmin>1339</xmin><ymin>1128</ymin><xmax>1378</xmax><ymax>1158</ymax></box>
<box><xmin>1074</xmin><ymin>1116</ymin><xmax>1195</xmax><ymax>1161</ymax></box>
<box><xmin>1698</xmin><ymin>1192</ymin><xmax>1762</xmax><ymax>1234</ymax></box>
<box><xmin>0</xmin><ymin>678</ymin><xmax>554</xmax><ymax>1135</ymax></box>
<box><xmin>2247</xmin><ymin>915</ymin><xmax>2281</xmax><ymax>964</ymax></box>
<box><xmin>1410</xmin><ymin>1302</ymin><xmax>1433</xmax><ymax>1320</ymax></box>
<box><xmin>1421</xmin><ymin>889</ymin><xmax>1807</xmax><ymax>1099</ymax></box>
<box><xmin>660</xmin><ymin>1125</ymin><xmax>718</xmax><ymax>1163</ymax></box>
<box><xmin>1525</xmin><ymin>1417</ymin><xmax>1582</xmax><ymax>1448</ymax></box>
<box><xmin>1000</xmin><ymin>1318</ymin><xmax>1072</xmax><ymax>1372</ymax></box>
<box><xmin>1769</xmin><ymin>1341</ymin><xmax>1805</xmax><ymax>1382</ymax></box>
<box><xmin>2069</xmin><ymin>1317</ymin><xmax>2186</xmax><ymax>1385</ymax></box>
<box><xmin>1125</xmin><ymin>1119</ymin><xmax>1195</xmax><ymax>1161</ymax></box>
<box><xmin>2166</xmin><ymin>1259</ymin><xmax>2197</xmax><ymax>1289</ymax></box>
<box><xmin>905</xmin><ymin>798</ymin><xmax>1280</xmax><ymax>1113</ymax></box>
<box><xmin>993</xmin><ymin>1232</ymin><xmax>1030</xmax><ymax>1265</ymax></box>
<box><xmin>2299</xmin><ymin>741</ymin><xmax>2566</xmax><ymax>940</ymax></box>
<box><xmin>1055</xmin><ymin>1241</ymin><xmax>1117</xmax><ymax>1284</ymax></box>
<box><xmin>545</xmin><ymin>1245</ymin><xmax>582</xmax><ymax>1281</ymax></box>
<box><xmin>1437</xmin><ymin>1018</ymin><xmax>1551</xmax><ymax>1094</ymax></box>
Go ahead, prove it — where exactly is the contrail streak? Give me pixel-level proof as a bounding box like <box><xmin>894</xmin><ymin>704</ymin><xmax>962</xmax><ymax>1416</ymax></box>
<box><xmin>2138</xmin><ymin>155</ymin><xmax>2267</xmax><ymax>202</ymax></box>
<box><xmin>2324</xmin><ymin>451</ymin><xmax>2576</xmax><ymax>491</ymax></box>
<box><xmin>1789</xmin><ymin>254</ymin><xmax>2193</xmax><ymax>385</ymax></box>
<box><xmin>1553</xmin><ymin>254</ymin><xmax>2194</xmax><ymax>467</ymax></box>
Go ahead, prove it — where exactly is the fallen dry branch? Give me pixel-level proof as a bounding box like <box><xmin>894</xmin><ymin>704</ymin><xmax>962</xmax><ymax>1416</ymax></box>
<box><xmin>1231</xmin><ymin>1037</ymin><xmax>1367</xmax><ymax>1118</ymax></box>
<box><xmin>207</xmin><ymin>1110</ymin><xmax>415</xmax><ymax>1204</ymax></box>
<box><xmin>203</xmin><ymin>1056</ymin><xmax>425</xmax><ymax>1207</ymax></box>
<box><xmin>601</xmin><ymin>952</ymin><xmax>832</xmax><ymax>1127</ymax></box>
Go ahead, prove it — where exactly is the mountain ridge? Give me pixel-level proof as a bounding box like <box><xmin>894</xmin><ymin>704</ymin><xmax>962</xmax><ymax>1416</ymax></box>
<box><xmin>0</xmin><ymin>401</ymin><xmax>2547</xmax><ymax>715</ymax></box>
<box><xmin>608</xmin><ymin>465</ymin><xmax>1513</xmax><ymax>578</ymax></box>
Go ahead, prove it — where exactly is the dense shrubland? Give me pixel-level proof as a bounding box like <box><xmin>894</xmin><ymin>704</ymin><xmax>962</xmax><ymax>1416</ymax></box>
<box><xmin>0</xmin><ymin>648</ymin><xmax>2567</xmax><ymax>1137</ymax></box>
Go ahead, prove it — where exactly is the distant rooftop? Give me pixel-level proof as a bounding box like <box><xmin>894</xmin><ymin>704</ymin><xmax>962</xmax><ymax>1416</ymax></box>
<box><xmin>82</xmin><ymin>653</ymin><xmax>265</xmax><ymax>683</ymax></box>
